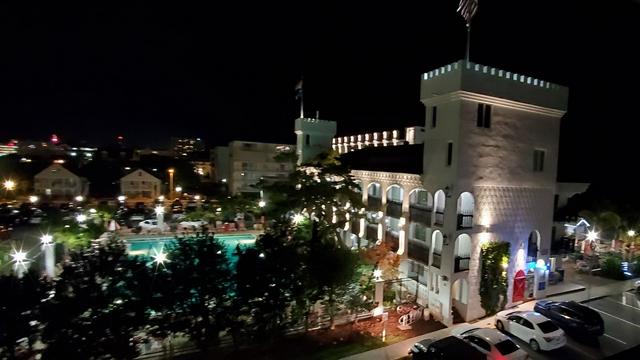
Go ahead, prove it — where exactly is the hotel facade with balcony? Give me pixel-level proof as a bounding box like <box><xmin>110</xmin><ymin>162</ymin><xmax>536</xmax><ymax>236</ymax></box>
<box><xmin>295</xmin><ymin>60</ymin><xmax>569</xmax><ymax>326</ymax></box>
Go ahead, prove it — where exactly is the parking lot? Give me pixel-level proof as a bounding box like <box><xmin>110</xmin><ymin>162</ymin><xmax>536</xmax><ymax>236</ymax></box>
<box><xmin>511</xmin><ymin>291</ymin><xmax>640</xmax><ymax>360</ymax></box>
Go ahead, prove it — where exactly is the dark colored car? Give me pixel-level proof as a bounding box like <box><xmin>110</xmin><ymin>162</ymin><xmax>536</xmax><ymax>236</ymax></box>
<box><xmin>534</xmin><ymin>300</ymin><xmax>604</xmax><ymax>337</ymax></box>
<box><xmin>171</xmin><ymin>199</ymin><xmax>183</xmax><ymax>214</ymax></box>
<box><xmin>409</xmin><ymin>336</ymin><xmax>485</xmax><ymax>360</ymax></box>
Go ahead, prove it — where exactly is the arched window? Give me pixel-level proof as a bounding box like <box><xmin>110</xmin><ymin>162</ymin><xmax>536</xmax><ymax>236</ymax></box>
<box><xmin>454</xmin><ymin>234</ymin><xmax>472</xmax><ymax>272</ymax></box>
<box><xmin>456</xmin><ymin>192</ymin><xmax>474</xmax><ymax>230</ymax></box>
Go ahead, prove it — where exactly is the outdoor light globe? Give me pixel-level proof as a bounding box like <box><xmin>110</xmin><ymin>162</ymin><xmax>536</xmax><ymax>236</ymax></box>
<box><xmin>3</xmin><ymin>179</ymin><xmax>16</xmax><ymax>191</ymax></box>
<box><xmin>75</xmin><ymin>195</ymin><xmax>84</xmax><ymax>202</ymax></box>
<box><xmin>117</xmin><ymin>195</ymin><xmax>126</xmax><ymax>202</ymax></box>
<box><xmin>258</xmin><ymin>200</ymin><xmax>266</xmax><ymax>208</ymax></box>
<box><xmin>89</xmin><ymin>208</ymin><xmax>97</xmax><ymax>214</ymax></box>
<box><xmin>628</xmin><ymin>230</ymin><xmax>636</xmax><ymax>237</ymax></box>
<box><xmin>373</xmin><ymin>269</ymin><xmax>383</xmax><ymax>281</ymax></box>
<box><xmin>11</xmin><ymin>250</ymin><xmax>27</xmax><ymax>264</ymax></box>
<box><xmin>194</xmin><ymin>195</ymin><xmax>201</xmax><ymax>200</ymax></box>
<box><xmin>29</xmin><ymin>195</ymin><xmax>39</xmax><ymax>203</ymax></box>
<box><xmin>586</xmin><ymin>230</ymin><xmax>599</xmax><ymax>241</ymax></box>
<box><xmin>154</xmin><ymin>206</ymin><xmax>165</xmax><ymax>215</ymax></box>
<box><xmin>175</xmin><ymin>186</ymin><xmax>182</xmax><ymax>193</ymax></box>
<box><xmin>76</xmin><ymin>214</ymin><xmax>87</xmax><ymax>223</ymax></box>
<box><xmin>41</xmin><ymin>234</ymin><xmax>53</xmax><ymax>245</ymax></box>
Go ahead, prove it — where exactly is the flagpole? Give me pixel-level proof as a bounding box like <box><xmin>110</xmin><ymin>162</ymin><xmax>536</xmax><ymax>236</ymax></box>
<box><xmin>465</xmin><ymin>23</ymin><xmax>471</xmax><ymax>64</ymax></box>
<box><xmin>300</xmin><ymin>93</ymin><xmax>304</xmax><ymax>118</ymax></box>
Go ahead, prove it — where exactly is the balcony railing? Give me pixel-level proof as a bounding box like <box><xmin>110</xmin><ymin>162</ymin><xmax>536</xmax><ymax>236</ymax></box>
<box><xmin>386</xmin><ymin>200</ymin><xmax>403</xmax><ymax>218</ymax></box>
<box><xmin>366</xmin><ymin>224</ymin><xmax>378</xmax><ymax>242</ymax></box>
<box><xmin>385</xmin><ymin>231</ymin><xmax>399</xmax><ymax>252</ymax></box>
<box><xmin>434</xmin><ymin>210</ymin><xmax>445</xmax><ymax>226</ymax></box>
<box><xmin>408</xmin><ymin>240</ymin><xmax>430</xmax><ymax>265</ymax></box>
<box><xmin>457</xmin><ymin>213</ymin><xmax>473</xmax><ymax>230</ymax></box>
<box><xmin>431</xmin><ymin>252</ymin><xmax>442</xmax><ymax>268</ymax></box>
<box><xmin>455</xmin><ymin>256</ymin><xmax>471</xmax><ymax>272</ymax></box>
<box><xmin>409</xmin><ymin>204</ymin><xmax>432</xmax><ymax>225</ymax></box>
<box><xmin>367</xmin><ymin>196</ymin><xmax>382</xmax><ymax>211</ymax></box>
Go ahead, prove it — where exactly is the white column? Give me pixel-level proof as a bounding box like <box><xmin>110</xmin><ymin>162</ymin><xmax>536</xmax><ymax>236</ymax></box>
<box><xmin>44</xmin><ymin>245</ymin><xmax>55</xmax><ymax>278</ymax></box>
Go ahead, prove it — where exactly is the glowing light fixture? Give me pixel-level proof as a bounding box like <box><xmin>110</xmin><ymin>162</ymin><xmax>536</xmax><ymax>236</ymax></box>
<box><xmin>586</xmin><ymin>230</ymin><xmax>599</xmax><ymax>241</ymax></box>
<box><xmin>628</xmin><ymin>230</ymin><xmax>636</xmax><ymax>237</ymax></box>
<box><xmin>258</xmin><ymin>200</ymin><xmax>266</xmax><ymax>208</ymax></box>
<box><xmin>75</xmin><ymin>195</ymin><xmax>84</xmax><ymax>202</ymax></box>
<box><xmin>76</xmin><ymin>214</ymin><xmax>87</xmax><ymax>223</ymax></box>
<box><xmin>3</xmin><ymin>179</ymin><xmax>16</xmax><ymax>191</ymax></box>
<box><xmin>41</xmin><ymin>234</ymin><xmax>53</xmax><ymax>246</ymax></box>
<box><xmin>155</xmin><ymin>206</ymin><xmax>165</xmax><ymax>215</ymax></box>
<box><xmin>29</xmin><ymin>195</ymin><xmax>39</xmax><ymax>203</ymax></box>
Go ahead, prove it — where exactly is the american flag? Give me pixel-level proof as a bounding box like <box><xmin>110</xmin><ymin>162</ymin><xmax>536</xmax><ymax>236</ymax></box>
<box><xmin>457</xmin><ymin>0</ymin><xmax>478</xmax><ymax>25</ymax></box>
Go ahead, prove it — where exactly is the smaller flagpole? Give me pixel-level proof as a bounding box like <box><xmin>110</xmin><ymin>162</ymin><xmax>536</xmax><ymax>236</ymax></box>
<box><xmin>300</xmin><ymin>92</ymin><xmax>304</xmax><ymax>118</ymax></box>
<box><xmin>465</xmin><ymin>23</ymin><xmax>471</xmax><ymax>64</ymax></box>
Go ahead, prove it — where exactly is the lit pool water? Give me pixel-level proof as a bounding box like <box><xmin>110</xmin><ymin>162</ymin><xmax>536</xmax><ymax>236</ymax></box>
<box><xmin>126</xmin><ymin>234</ymin><xmax>256</xmax><ymax>262</ymax></box>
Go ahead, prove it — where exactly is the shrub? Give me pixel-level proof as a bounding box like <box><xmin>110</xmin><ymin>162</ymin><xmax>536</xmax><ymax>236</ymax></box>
<box><xmin>600</xmin><ymin>255</ymin><xmax>625</xmax><ymax>280</ymax></box>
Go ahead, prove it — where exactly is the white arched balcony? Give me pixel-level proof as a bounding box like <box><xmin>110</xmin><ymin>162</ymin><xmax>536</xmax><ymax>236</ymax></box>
<box><xmin>409</xmin><ymin>189</ymin><xmax>433</xmax><ymax>226</ymax></box>
<box><xmin>386</xmin><ymin>184</ymin><xmax>404</xmax><ymax>219</ymax></box>
<box><xmin>431</xmin><ymin>230</ymin><xmax>443</xmax><ymax>269</ymax></box>
<box><xmin>433</xmin><ymin>190</ymin><xmax>446</xmax><ymax>226</ymax></box>
<box><xmin>456</xmin><ymin>192</ymin><xmax>475</xmax><ymax>230</ymax></box>
<box><xmin>454</xmin><ymin>234</ymin><xmax>472</xmax><ymax>272</ymax></box>
<box><xmin>367</xmin><ymin>182</ymin><xmax>382</xmax><ymax>211</ymax></box>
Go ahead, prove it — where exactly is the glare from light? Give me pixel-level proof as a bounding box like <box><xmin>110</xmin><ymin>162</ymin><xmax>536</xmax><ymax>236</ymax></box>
<box><xmin>586</xmin><ymin>230</ymin><xmax>599</xmax><ymax>241</ymax></box>
<box><xmin>175</xmin><ymin>186</ymin><xmax>182</xmax><ymax>193</ymax></box>
<box><xmin>158</xmin><ymin>195</ymin><xmax>165</xmax><ymax>201</ymax></box>
<box><xmin>41</xmin><ymin>234</ymin><xmax>53</xmax><ymax>246</ymax></box>
<box><xmin>216</xmin><ymin>207</ymin><xmax>222</xmax><ymax>212</ymax></box>
<box><xmin>221</xmin><ymin>178</ymin><xmax>227</xmax><ymax>183</ymax></box>
<box><xmin>75</xmin><ymin>195</ymin><xmax>84</xmax><ymax>202</ymax></box>
<box><xmin>292</xmin><ymin>213</ymin><xmax>305</xmax><ymax>224</ymax></box>
<box><xmin>152</xmin><ymin>249</ymin><xmax>169</xmax><ymax>266</ymax></box>
<box><xmin>258</xmin><ymin>200</ymin><xmax>266</xmax><ymax>208</ymax></box>
<box><xmin>89</xmin><ymin>208</ymin><xmax>97</xmax><ymax>214</ymax></box>
<box><xmin>155</xmin><ymin>206</ymin><xmax>165</xmax><ymax>215</ymax></box>
<box><xmin>11</xmin><ymin>249</ymin><xmax>28</xmax><ymax>264</ymax></box>
<box><xmin>117</xmin><ymin>195</ymin><xmax>126</xmax><ymax>202</ymax></box>
<box><xmin>628</xmin><ymin>230</ymin><xmax>636</xmax><ymax>237</ymax></box>
<box><xmin>259</xmin><ymin>252</ymin><xmax>265</xmax><ymax>258</ymax></box>
<box><xmin>373</xmin><ymin>269</ymin><xmax>383</xmax><ymax>281</ymax></box>
<box><xmin>76</xmin><ymin>214</ymin><xmax>87</xmax><ymax>223</ymax></box>
<box><xmin>29</xmin><ymin>195</ymin><xmax>39</xmax><ymax>203</ymax></box>
<box><xmin>3</xmin><ymin>179</ymin><xmax>16</xmax><ymax>191</ymax></box>
<box><xmin>194</xmin><ymin>195</ymin><xmax>201</xmax><ymax>200</ymax></box>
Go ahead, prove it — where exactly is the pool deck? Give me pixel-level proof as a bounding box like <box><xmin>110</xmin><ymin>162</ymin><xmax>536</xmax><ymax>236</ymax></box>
<box><xmin>119</xmin><ymin>229</ymin><xmax>264</xmax><ymax>240</ymax></box>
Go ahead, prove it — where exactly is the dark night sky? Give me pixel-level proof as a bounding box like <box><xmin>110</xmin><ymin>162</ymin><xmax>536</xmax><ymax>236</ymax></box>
<box><xmin>1</xmin><ymin>1</ymin><xmax>639</xmax><ymax>182</ymax></box>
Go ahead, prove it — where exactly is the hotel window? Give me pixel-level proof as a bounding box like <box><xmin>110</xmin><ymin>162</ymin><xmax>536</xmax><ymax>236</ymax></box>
<box><xmin>446</xmin><ymin>142</ymin><xmax>453</xmax><ymax>166</ymax></box>
<box><xmin>533</xmin><ymin>149</ymin><xmax>545</xmax><ymax>172</ymax></box>
<box><xmin>431</xmin><ymin>106</ymin><xmax>437</xmax><ymax>128</ymax></box>
<box><xmin>477</xmin><ymin>103</ymin><xmax>492</xmax><ymax>128</ymax></box>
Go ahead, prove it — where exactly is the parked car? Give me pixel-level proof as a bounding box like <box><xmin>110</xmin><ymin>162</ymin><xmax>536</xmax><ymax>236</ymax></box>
<box><xmin>28</xmin><ymin>209</ymin><xmax>46</xmax><ymax>224</ymax></box>
<box><xmin>451</xmin><ymin>324</ymin><xmax>528</xmax><ymax>360</ymax></box>
<box><xmin>534</xmin><ymin>300</ymin><xmax>604</xmax><ymax>337</ymax></box>
<box><xmin>171</xmin><ymin>200</ymin><xmax>183</xmax><ymax>214</ymax></box>
<box><xmin>137</xmin><ymin>219</ymin><xmax>168</xmax><ymax>232</ymax></box>
<box><xmin>495</xmin><ymin>310</ymin><xmax>566</xmax><ymax>352</ymax></box>
<box><xmin>179</xmin><ymin>220</ymin><xmax>208</xmax><ymax>229</ymax></box>
<box><xmin>409</xmin><ymin>335</ymin><xmax>485</xmax><ymax>360</ymax></box>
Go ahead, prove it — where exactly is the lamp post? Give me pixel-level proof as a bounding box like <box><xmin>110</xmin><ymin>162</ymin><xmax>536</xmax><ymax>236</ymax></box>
<box><xmin>3</xmin><ymin>179</ymin><xmax>16</xmax><ymax>201</ymax></box>
<box><xmin>41</xmin><ymin>234</ymin><xmax>55</xmax><ymax>278</ymax></box>
<box><xmin>10</xmin><ymin>248</ymin><xmax>29</xmax><ymax>278</ymax></box>
<box><xmin>155</xmin><ymin>205</ymin><xmax>165</xmax><ymax>229</ymax></box>
<box><xmin>168</xmin><ymin>168</ymin><xmax>175</xmax><ymax>199</ymax></box>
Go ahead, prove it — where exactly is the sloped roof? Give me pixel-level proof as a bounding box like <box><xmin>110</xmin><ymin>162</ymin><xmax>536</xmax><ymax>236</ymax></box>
<box><xmin>34</xmin><ymin>164</ymin><xmax>80</xmax><ymax>179</ymax></box>
<box><xmin>120</xmin><ymin>168</ymin><xmax>161</xmax><ymax>182</ymax></box>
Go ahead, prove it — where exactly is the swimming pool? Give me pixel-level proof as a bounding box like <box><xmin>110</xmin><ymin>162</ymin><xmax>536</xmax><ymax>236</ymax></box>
<box><xmin>127</xmin><ymin>233</ymin><xmax>256</xmax><ymax>260</ymax></box>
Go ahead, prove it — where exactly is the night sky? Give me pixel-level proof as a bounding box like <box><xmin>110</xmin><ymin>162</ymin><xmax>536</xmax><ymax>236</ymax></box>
<box><xmin>1</xmin><ymin>1</ymin><xmax>639</xmax><ymax>182</ymax></box>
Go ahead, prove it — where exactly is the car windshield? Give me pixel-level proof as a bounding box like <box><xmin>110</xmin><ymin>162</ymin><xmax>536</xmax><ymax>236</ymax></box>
<box><xmin>537</xmin><ymin>320</ymin><xmax>559</xmax><ymax>333</ymax></box>
<box><xmin>494</xmin><ymin>339</ymin><xmax>519</xmax><ymax>355</ymax></box>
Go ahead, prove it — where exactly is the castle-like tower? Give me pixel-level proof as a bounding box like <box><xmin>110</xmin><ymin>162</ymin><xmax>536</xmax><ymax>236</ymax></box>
<box><xmin>294</xmin><ymin>117</ymin><xmax>337</xmax><ymax>165</ymax></box>
<box><xmin>419</xmin><ymin>60</ymin><xmax>568</xmax><ymax>323</ymax></box>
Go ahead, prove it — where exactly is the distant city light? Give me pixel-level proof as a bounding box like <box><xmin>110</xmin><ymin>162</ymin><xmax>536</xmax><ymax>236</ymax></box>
<box><xmin>221</xmin><ymin>178</ymin><xmax>227</xmax><ymax>183</ymax></box>
<box><xmin>194</xmin><ymin>195</ymin><xmax>201</xmax><ymax>200</ymax></box>
<box><xmin>50</xmin><ymin>134</ymin><xmax>59</xmax><ymax>144</ymax></box>
<box><xmin>53</xmin><ymin>159</ymin><xmax>65</xmax><ymax>164</ymax></box>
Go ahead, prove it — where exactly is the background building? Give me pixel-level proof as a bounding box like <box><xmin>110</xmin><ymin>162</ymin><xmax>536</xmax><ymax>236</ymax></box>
<box><xmin>120</xmin><ymin>169</ymin><xmax>162</xmax><ymax>203</ymax></box>
<box><xmin>34</xmin><ymin>163</ymin><xmax>89</xmax><ymax>200</ymax></box>
<box><xmin>171</xmin><ymin>137</ymin><xmax>205</xmax><ymax>158</ymax></box>
<box><xmin>214</xmin><ymin>141</ymin><xmax>295</xmax><ymax>195</ymax></box>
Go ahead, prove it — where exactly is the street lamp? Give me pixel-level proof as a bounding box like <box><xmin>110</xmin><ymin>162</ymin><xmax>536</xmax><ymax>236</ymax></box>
<box><xmin>175</xmin><ymin>185</ymin><xmax>182</xmax><ymax>193</ymax></box>
<box><xmin>29</xmin><ymin>195</ymin><xmax>39</xmax><ymax>204</ymax></box>
<box><xmin>118</xmin><ymin>195</ymin><xmax>126</xmax><ymax>202</ymax></box>
<box><xmin>627</xmin><ymin>230</ymin><xmax>636</xmax><ymax>237</ymax></box>
<box><xmin>258</xmin><ymin>200</ymin><xmax>266</xmax><ymax>208</ymax></box>
<box><xmin>41</xmin><ymin>234</ymin><xmax>55</xmax><ymax>277</ymax></box>
<box><xmin>10</xmin><ymin>248</ymin><xmax>29</xmax><ymax>278</ymax></box>
<box><xmin>167</xmin><ymin>168</ymin><xmax>175</xmax><ymax>199</ymax></box>
<box><xmin>75</xmin><ymin>195</ymin><xmax>84</xmax><ymax>202</ymax></box>
<box><xmin>76</xmin><ymin>214</ymin><xmax>87</xmax><ymax>223</ymax></box>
